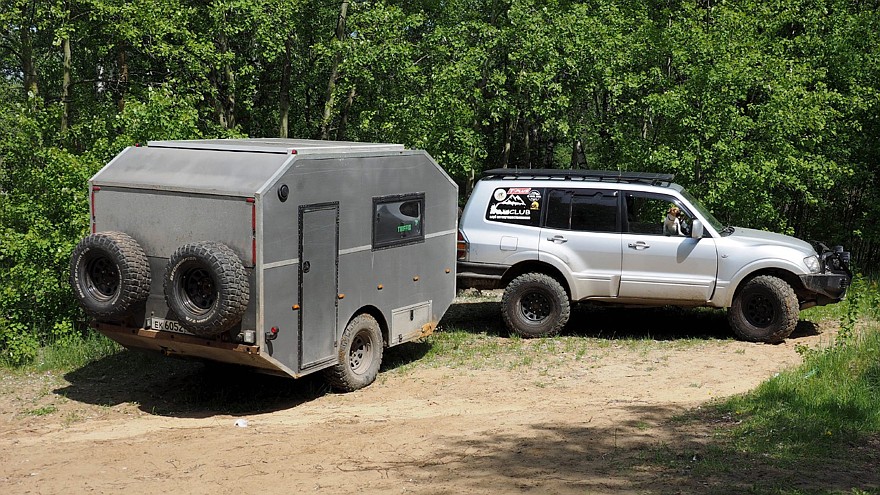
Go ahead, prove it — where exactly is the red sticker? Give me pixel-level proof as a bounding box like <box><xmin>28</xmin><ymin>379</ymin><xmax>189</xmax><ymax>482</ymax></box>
<box><xmin>507</xmin><ymin>187</ymin><xmax>531</xmax><ymax>195</ymax></box>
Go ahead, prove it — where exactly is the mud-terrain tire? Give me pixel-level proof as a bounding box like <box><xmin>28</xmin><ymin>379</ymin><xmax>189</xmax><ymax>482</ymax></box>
<box><xmin>502</xmin><ymin>273</ymin><xmax>571</xmax><ymax>338</ymax></box>
<box><xmin>728</xmin><ymin>275</ymin><xmax>799</xmax><ymax>343</ymax></box>
<box><xmin>70</xmin><ymin>231</ymin><xmax>151</xmax><ymax>319</ymax></box>
<box><xmin>324</xmin><ymin>314</ymin><xmax>383</xmax><ymax>392</ymax></box>
<box><xmin>164</xmin><ymin>242</ymin><xmax>249</xmax><ymax>337</ymax></box>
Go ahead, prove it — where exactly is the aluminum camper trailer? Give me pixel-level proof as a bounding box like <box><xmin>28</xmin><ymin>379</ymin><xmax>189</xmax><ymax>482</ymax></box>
<box><xmin>70</xmin><ymin>139</ymin><xmax>458</xmax><ymax>391</ymax></box>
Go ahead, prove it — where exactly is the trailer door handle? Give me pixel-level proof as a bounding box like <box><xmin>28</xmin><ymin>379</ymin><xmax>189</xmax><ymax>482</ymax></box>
<box><xmin>546</xmin><ymin>235</ymin><xmax>567</xmax><ymax>243</ymax></box>
<box><xmin>627</xmin><ymin>241</ymin><xmax>650</xmax><ymax>250</ymax></box>
<box><xmin>302</xmin><ymin>261</ymin><xmax>311</xmax><ymax>273</ymax></box>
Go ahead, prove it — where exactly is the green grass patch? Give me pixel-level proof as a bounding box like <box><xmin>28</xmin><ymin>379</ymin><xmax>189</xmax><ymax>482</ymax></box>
<box><xmin>25</xmin><ymin>405</ymin><xmax>58</xmax><ymax>416</ymax></box>
<box><xmin>716</xmin><ymin>324</ymin><xmax>880</xmax><ymax>462</ymax></box>
<box><xmin>33</xmin><ymin>332</ymin><xmax>122</xmax><ymax>372</ymax></box>
<box><xmin>0</xmin><ymin>330</ymin><xmax>123</xmax><ymax>374</ymax></box>
<box><xmin>650</xmin><ymin>323</ymin><xmax>880</xmax><ymax>493</ymax></box>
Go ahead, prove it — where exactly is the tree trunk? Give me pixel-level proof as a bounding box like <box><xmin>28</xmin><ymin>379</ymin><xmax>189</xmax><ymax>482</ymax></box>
<box><xmin>570</xmin><ymin>139</ymin><xmax>583</xmax><ymax>169</ymax></box>
<box><xmin>61</xmin><ymin>37</ymin><xmax>72</xmax><ymax>132</ymax></box>
<box><xmin>214</xmin><ymin>30</ymin><xmax>235</xmax><ymax>130</ymax></box>
<box><xmin>337</xmin><ymin>86</ymin><xmax>356</xmax><ymax>140</ymax></box>
<box><xmin>20</xmin><ymin>4</ymin><xmax>38</xmax><ymax>98</ymax></box>
<box><xmin>117</xmin><ymin>47</ymin><xmax>129</xmax><ymax>113</ymax></box>
<box><xmin>320</xmin><ymin>0</ymin><xmax>349</xmax><ymax>140</ymax></box>
<box><xmin>501</xmin><ymin>116</ymin><xmax>515</xmax><ymax>168</ymax></box>
<box><xmin>224</xmin><ymin>57</ymin><xmax>236</xmax><ymax>130</ymax></box>
<box><xmin>279</xmin><ymin>37</ymin><xmax>291</xmax><ymax>138</ymax></box>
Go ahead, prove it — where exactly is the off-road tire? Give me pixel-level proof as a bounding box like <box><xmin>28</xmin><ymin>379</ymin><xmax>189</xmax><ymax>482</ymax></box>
<box><xmin>501</xmin><ymin>273</ymin><xmax>570</xmax><ymax>338</ymax></box>
<box><xmin>728</xmin><ymin>275</ymin><xmax>799</xmax><ymax>343</ymax></box>
<box><xmin>324</xmin><ymin>314</ymin><xmax>383</xmax><ymax>392</ymax></box>
<box><xmin>164</xmin><ymin>242</ymin><xmax>249</xmax><ymax>337</ymax></box>
<box><xmin>69</xmin><ymin>231</ymin><xmax>151</xmax><ymax>319</ymax></box>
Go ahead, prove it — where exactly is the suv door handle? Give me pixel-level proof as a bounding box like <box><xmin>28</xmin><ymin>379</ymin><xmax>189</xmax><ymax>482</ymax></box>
<box><xmin>547</xmin><ymin>235</ymin><xmax>568</xmax><ymax>243</ymax></box>
<box><xmin>628</xmin><ymin>241</ymin><xmax>650</xmax><ymax>250</ymax></box>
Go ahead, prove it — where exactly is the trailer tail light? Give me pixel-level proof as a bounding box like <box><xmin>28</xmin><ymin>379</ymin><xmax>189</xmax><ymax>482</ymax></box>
<box><xmin>247</xmin><ymin>197</ymin><xmax>256</xmax><ymax>265</ymax></box>
<box><xmin>457</xmin><ymin>229</ymin><xmax>469</xmax><ymax>260</ymax></box>
<box><xmin>266</xmin><ymin>326</ymin><xmax>279</xmax><ymax>341</ymax></box>
<box><xmin>90</xmin><ymin>186</ymin><xmax>101</xmax><ymax>233</ymax></box>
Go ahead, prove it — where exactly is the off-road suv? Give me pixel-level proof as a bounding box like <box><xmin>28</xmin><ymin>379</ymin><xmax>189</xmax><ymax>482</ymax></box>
<box><xmin>456</xmin><ymin>169</ymin><xmax>851</xmax><ymax>343</ymax></box>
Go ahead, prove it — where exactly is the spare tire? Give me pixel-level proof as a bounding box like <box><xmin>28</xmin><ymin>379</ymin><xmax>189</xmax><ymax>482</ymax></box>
<box><xmin>164</xmin><ymin>241</ymin><xmax>249</xmax><ymax>337</ymax></box>
<box><xmin>69</xmin><ymin>231</ymin><xmax>151</xmax><ymax>319</ymax></box>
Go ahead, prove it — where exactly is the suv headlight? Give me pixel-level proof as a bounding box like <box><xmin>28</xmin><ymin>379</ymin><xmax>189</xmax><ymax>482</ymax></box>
<box><xmin>804</xmin><ymin>255</ymin><xmax>821</xmax><ymax>273</ymax></box>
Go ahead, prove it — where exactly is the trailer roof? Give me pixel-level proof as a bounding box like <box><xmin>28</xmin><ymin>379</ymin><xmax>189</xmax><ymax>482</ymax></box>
<box><xmin>148</xmin><ymin>138</ymin><xmax>404</xmax><ymax>154</ymax></box>
<box><xmin>91</xmin><ymin>139</ymin><xmax>407</xmax><ymax>197</ymax></box>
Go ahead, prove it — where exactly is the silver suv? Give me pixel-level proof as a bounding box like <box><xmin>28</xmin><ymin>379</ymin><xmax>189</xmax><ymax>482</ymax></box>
<box><xmin>456</xmin><ymin>169</ymin><xmax>851</xmax><ymax>343</ymax></box>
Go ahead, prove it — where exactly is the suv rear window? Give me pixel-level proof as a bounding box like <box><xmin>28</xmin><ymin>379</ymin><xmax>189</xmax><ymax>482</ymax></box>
<box><xmin>485</xmin><ymin>187</ymin><xmax>543</xmax><ymax>226</ymax></box>
<box><xmin>546</xmin><ymin>189</ymin><xmax>618</xmax><ymax>232</ymax></box>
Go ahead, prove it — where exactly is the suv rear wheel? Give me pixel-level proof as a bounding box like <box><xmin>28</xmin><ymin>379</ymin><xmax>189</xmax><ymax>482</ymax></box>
<box><xmin>501</xmin><ymin>273</ymin><xmax>570</xmax><ymax>338</ymax></box>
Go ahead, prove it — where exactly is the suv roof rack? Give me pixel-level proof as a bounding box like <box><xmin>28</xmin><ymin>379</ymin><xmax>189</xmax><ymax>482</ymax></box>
<box><xmin>481</xmin><ymin>168</ymin><xmax>675</xmax><ymax>186</ymax></box>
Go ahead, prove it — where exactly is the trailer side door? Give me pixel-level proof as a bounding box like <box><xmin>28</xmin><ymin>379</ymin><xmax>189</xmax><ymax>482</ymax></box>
<box><xmin>298</xmin><ymin>203</ymin><xmax>339</xmax><ymax>370</ymax></box>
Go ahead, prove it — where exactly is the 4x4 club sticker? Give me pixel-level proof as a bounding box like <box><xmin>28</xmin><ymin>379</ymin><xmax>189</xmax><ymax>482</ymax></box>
<box><xmin>488</xmin><ymin>187</ymin><xmax>539</xmax><ymax>221</ymax></box>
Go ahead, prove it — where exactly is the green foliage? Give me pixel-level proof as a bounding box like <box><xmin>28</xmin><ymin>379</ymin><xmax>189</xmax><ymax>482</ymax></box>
<box><xmin>2</xmin><ymin>0</ymin><xmax>880</xmax><ymax>362</ymax></box>
<box><xmin>0</xmin><ymin>92</ymin><xmax>207</xmax><ymax>365</ymax></box>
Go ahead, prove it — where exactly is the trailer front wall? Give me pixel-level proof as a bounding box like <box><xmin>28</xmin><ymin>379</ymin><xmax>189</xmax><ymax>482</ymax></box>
<box><xmin>259</xmin><ymin>151</ymin><xmax>458</xmax><ymax>374</ymax></box>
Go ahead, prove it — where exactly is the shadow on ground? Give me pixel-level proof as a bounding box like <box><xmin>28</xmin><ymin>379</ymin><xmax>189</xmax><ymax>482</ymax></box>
<box><xmin>442</xmin><ymin>296</ymin><xmax>823</xmax><ymax>342</ymax></box>
<box><xmin>415</xmin><ymin>404</ymin><xmax>879</xmax><ymax>494</ymax></box>
<box><xmin>55</xmin><ymin>339</ymin><xmax>430</xmax><ymax>418</ymax></box>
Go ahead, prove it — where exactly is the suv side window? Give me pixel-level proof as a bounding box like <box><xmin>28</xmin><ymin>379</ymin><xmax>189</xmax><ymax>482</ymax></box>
<box><xmin>623</xmin><ymin>191</ymin><xmax>693</xmax><ymax>236</ymax></box>
<box><xmin>545</xmin><ymin>189</ymin><xmax>618</xmax><ymax>232</ymax></box>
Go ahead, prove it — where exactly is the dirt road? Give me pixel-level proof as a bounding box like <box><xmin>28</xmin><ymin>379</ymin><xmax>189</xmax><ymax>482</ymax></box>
<box><xmin>0</xmin><ymin>301</ymin><xmax>837</xmax><ymax>494</ymax></box>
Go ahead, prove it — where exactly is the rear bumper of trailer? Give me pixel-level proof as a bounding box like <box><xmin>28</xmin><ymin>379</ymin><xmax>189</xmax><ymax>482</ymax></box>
<box><xmin>94</xmin><ymin>322</ymin><xmax>286</xmax><ymax>375</ymax></box>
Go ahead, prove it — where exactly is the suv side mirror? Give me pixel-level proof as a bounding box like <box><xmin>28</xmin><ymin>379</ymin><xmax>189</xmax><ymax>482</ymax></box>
<box><xmin>691</xmin><ymin>219</ymin><xmax>704</xmax><ymax>239</ymax></box>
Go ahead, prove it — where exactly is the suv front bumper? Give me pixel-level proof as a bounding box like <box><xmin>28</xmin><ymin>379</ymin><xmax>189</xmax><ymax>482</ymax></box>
<box><xmin>800</xmin><ymin>273</ymin><xmax>850</xmax><ymax>303</ymax></box>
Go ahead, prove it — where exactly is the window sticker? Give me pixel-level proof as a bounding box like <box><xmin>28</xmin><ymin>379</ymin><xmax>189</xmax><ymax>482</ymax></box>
<box><xmin>487</xmin><ymin>187</ymin><xmax>542</xmax><ymax>226</ymax></box>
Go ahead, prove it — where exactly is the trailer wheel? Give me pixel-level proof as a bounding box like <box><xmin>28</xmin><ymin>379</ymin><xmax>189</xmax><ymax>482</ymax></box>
<box><xmin>502</xmin><ymin>273</ymin><xmax>570</xmax><ymax>338</ymax></box>
<box><xmin>69</xmin><ymin>231</ymin><xmax>151</xmax><ymax>318</ymax></box>
<box><xmin>728</xmin><ymin>275</ymin><xmax>799</xmax><ymax>343</ymax></box>
<box><xmin>164</xmin><ymin>242</ymin><xmax>249</xmax><ymax>337</ymax></box>
<box><xmin>325</xmin><ymin>314</ymin><xmax>383</xmax><ymax>392</ymax></box>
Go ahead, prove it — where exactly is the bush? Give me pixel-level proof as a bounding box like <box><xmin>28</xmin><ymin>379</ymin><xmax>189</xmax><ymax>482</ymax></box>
<box><xmin>0</xmin><ymin>90</ymin><xmax>210</xmax><ymax>365</ymax></box>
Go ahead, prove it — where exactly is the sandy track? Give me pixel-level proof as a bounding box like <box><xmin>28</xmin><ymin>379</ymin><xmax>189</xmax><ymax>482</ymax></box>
<box><xmin>0</xmin><ymin>304</ymin><xmax>836</xmax><ymax>494</ymax></box>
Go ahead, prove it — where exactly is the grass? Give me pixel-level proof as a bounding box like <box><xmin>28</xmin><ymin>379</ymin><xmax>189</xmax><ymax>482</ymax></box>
<box><xmin>717</xmin><ymin>324</ymin><xmax>880</xmax><ymax>461</ymax></box>
<box><xmin>0</xmin><ymin>331</ymin><xmax>123</xmax><ymax>375</ymax></box>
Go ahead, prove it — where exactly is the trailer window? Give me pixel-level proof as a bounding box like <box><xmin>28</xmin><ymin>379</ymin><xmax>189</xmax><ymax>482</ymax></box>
<box><xmin>373</xmin><ymin>193</ymin><xmax>425</xmax><ymax>249</ymax></box>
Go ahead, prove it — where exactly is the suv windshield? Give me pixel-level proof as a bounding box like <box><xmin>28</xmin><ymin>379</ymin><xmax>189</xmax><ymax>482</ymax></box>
<box><xmin>679</xmin><ymin>189</ymin><xmax>725</xmax><ymax>233</ymax></box>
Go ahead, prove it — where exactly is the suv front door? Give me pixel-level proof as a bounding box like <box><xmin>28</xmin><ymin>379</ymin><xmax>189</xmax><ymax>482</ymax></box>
<box><xmin>619</xmin><ymin>191</ymin><xmax>718</xmax><ymax>302</ymax></box>
<box><xmin>539</xmin><ymin>189</ymin><xmax>622</xmax><ymax>299</ymax></box>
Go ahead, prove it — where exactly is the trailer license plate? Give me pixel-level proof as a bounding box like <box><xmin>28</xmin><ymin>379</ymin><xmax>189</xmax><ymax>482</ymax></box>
<box><xmin>149</xmin><ymin>317</ymin><xmax>189</xmax><ymax>334</ymax></box>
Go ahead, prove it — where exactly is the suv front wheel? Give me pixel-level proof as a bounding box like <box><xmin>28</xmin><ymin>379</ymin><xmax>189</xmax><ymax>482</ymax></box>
<box><xmin>501</xmin><ymin>273</ymin><xmax>570</xmax><ymax>338</ymax></box>
<box><xmin>728</xmin><ymin>275</ymin><xmax>799</xmax><ymax>343</ymax></box>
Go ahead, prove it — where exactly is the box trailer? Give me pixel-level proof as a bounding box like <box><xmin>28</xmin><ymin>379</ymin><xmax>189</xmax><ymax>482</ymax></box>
<box><xmin>70</xmin><ymin>139</ymin><xmax>458</xmax><ymax>391</ymax></box>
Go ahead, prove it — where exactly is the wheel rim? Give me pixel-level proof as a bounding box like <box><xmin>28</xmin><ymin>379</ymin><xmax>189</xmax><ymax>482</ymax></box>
<box><xmin>181</xmin><ymin>266</ymin><xmax>216</xmax><ymax>314</ymax></box>
<box><xmin>349</xmin><ymin>330</ymin><xmax>374</xmax><ymax>375</ymax></box>
<box><xmin>85</xmin><ymin>256</ymin><xmax>119</xmax><ymax>302</ymax></box>
<box><xmin>744</xmin><ymin>293</ymin><xmax>774</xmax><ymax>327</ymax></box>
<box><xmin>520</xmin><ymin>290</ymin><xmax>552</xmax><ymax>322</ymax></box>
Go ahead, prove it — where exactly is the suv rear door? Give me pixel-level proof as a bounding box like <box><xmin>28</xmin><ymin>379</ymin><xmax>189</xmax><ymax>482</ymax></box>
<box><xmin>539</xmin><ymin>188</ymin><xmax>622</xmax><ymax>299</ymax></box>
<box><xmin>619</xmin><ymin>191</ymin><xmax>718</xmax><ymax>301</ymax></box>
